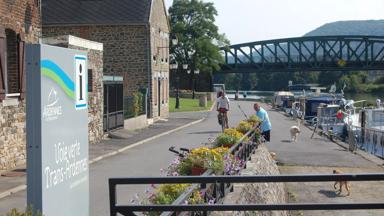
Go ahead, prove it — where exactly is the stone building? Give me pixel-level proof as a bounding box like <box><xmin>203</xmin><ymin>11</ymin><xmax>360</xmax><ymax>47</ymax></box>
<box><xmin>0</xmin><ymin>0</ymin><xmax>41</xmax><ymax>170</ymax></box>
<box><xmin>42</xmin><ymin>35</ymin><xmax>104</xmax><ymax>145</ymax></box>
<box><xmin>42</xmin><ymin>0</ymin><xmax>171</xmax><ymax>121</ymax></box>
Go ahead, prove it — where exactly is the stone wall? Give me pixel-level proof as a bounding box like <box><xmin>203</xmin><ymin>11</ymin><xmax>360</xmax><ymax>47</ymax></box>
<box><xmin>0</xmin><ymin>0</ymin><xmax>41</xmax><ymax>43</ymax></box>
<box><xmin>213</xmin><ymin>144</ymin><xmax>287</xmax><ymax>216</ymax></box>
<box><xmin>149</xmin><ymin>0</ymin><xmax>170</xmax><ymax>119</ymax></box>
<box><xmin>0</xmin><ymin>100</ymin><xmax>26</xmax><ymax>170</ymax></box>
<box><xmin>0</xmin><ymin>0</ymin><xmax>41</xmax><ymax>170</ymax></box>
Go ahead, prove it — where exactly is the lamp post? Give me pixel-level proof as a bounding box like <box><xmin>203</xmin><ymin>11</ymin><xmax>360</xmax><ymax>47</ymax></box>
<box><xmin>189</xmin><ymin>69</ymin><xmax>200</xmax><ymax>99</ymax></box>
<box><xmin>170</xmin><ymin>61</ymin><xmax>188</xmax><ymax>109</ymax></box>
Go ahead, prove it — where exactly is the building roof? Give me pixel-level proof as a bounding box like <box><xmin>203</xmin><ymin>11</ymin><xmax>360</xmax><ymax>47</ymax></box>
<box><xmin>42</xmin><ymin>0</ymin><xmax>152</xmax><ymax>26</ymax></box>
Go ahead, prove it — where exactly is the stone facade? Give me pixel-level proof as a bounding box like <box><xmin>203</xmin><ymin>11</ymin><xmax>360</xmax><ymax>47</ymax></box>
<box><xmin>0</xmin><ymin>0</ymin><xmax>41</xmax><ymax>170</ymax></box>
<box><xmin>0</xmin><ymin>0</ymin><xmax>41</xmax><ymax>43</ymax></box>
<box><xmin>42</xmin><ymin>35</ymin><xmax>104</xmax><ymax>145</ymax></box>
<box><xmin>0</xmin><ymin>100</ymin><xmax>26</xmax><ymax>170</ymax></box>
<box><xmin>42</xmin><ymin>0</ymin><xmax>170</xmax><ymax>120</ymax></box>
<box><xmin>213</xmin><ymin>144</ymin><xmax>288</xmax><ymax>216</ymax></box>
<box><xmin>150</xmin><ymin>0</ymin><xmax>170</xmax><ymax>119</ymax></box>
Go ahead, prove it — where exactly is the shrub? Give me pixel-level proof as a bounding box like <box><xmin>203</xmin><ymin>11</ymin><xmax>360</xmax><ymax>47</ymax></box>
<box><xmin>248</xmin><ymin>114</ymin><xmax>261</xmax><ymax>126</ymax></box>
<box><xmin>224</xmin><ymin>128</ymin><xmax>244</xmax><ymax>139</ymax></box>
<box><xmin>177</xmin><ymin>147</ymin><xmax>228</xmax><ymax>175</ymax></box>
<box><xmin>5</xmin><ymin>207</ymin><xmax>42</xmax><ymax>216</ymax></box>
<box><xmin>215</xmin><ymin>133</ymin><xmax>238</xmax><ymax>147</ymax></box>
<box><xmin>138</xmin><ymin>184</ymin><xmax>204</xmax><ymax>216</ymax></box>
<box><xmin>236</xmin><ymin>121</ymin><xmax>253</xmax><ymax>134</ymax></box>
<box><xmin>150</xmin><ymin>184</ymin><xmax>191</xmax><ymax>205</ymax></box>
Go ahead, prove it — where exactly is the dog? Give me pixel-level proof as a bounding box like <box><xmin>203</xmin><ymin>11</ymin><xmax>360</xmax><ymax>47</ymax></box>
<box><xmin>290</xmin><ymin>119</ymin><xmax>301</xmax><ymax>142</ymax></box>
<box><xmin>290</xmin><ymin>126</ymin><xmax>300</xmax><ymax>142</ymax></box>
<box><xmin>333</xmin><ymin>169</ymin><xmax>351</xmax><ymax>196</ymax></box>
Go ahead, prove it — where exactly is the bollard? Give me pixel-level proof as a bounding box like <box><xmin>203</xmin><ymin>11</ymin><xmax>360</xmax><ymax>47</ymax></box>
<box><xmin>206</xmin><ymin>92</ymin><xmax>215</xmax><ymax>101</ymax></box>
<box><xmin>199</xmin><ymin>95</ymin><xmax>207</xmax><ymax>107</ymax></box>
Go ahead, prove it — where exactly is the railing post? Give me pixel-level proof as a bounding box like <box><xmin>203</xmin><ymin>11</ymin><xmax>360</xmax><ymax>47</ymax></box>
<box><xmin>348</xmin><ymin>125</ymin><xmax>356</xmax><ymax>152</ymax></box>
<box><xmin>200</xmin><ymin>183</ymin><xmax>208</xmax><ymax>216</ymax></box>
<box><xmin>109</xmin><ymin>180</ymin><xmax>117</xmax><ymax>216</ymax></box>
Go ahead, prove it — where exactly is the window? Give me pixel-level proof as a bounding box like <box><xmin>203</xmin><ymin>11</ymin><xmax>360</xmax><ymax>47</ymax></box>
<box><xmin>0</xmin><ymin>27</ymin><xmax>6</xmax><ymax>100</ymax></box>
<box><xmin>0</xmin><ymin>27</ymin><xmax>25</xmax><ymax>101</ymax></box>
<box><xmin>88</xmin><ymin>69</ymin><xmax>93</xmax><ymax>92</ymax></box>
<box><xmin>5</xmin><ymin>29</ymin><xmax>18</xmax><ymax>94</ymax></box>
<box><xmin>162</xmin><ymin>78</ymin><xmax>165</xmax><ymax>104</ymax></box>
<box><xmin>153</xmin><ymin>78</ymin><xmax>157</xmax><ymax>106</ymax></box>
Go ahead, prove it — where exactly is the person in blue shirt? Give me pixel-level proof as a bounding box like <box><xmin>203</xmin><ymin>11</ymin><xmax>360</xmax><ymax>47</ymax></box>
<box><xmin>254</xmin><ymin>102</ymin><xmax>272</xmax><ymax>142</ymax></box>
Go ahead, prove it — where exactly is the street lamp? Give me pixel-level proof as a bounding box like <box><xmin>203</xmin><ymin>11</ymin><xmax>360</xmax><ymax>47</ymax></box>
<box><xmin>191</xmin><ymin>69</ymin><xmax>200</xmax><ymax>99</ymax></box>
<box><xmin>170</xmin><ymin>61</ymin><xmax>188</xmax><ymax>109</ymax></box>
<box><xmin>169</xmin><ymin>62</ymin><xmax>178</xmax><ymax>108</ymax></box>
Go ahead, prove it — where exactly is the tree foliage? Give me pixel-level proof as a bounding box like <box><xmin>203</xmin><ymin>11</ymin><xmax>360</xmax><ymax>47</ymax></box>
<box><xmin>169</xmin><ymin>0</ymin><xmax>229</xmax><ymax>83</ymax></box>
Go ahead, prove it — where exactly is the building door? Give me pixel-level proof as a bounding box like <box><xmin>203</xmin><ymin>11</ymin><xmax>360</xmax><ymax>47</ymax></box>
<box><xmin>158</xmin><ymin>79</ymin><xmax>161</xmax><ymax>117</ymax></box>
<box><xmin>103</xmin><ymin>82</ymin><xmax>124</xmax><ymax>131</ymax></box>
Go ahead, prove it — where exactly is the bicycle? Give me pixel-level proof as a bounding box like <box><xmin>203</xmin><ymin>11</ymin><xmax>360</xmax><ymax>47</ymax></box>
<box><xmin>218</xmin><ymin>108</ymin><xmax>228</xmax><ymax>132</ymax></box>
<box><xmin>168</xmin><ymin>146</ymin><xmax>190</xmax><ymax>158</ymax></box>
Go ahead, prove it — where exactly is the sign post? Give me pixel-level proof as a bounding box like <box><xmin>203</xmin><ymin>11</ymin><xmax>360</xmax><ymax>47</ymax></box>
<box><xmin>26</xmin><ymin>44</ymin><xmax>89</xmax><ymax>216</ymax></box>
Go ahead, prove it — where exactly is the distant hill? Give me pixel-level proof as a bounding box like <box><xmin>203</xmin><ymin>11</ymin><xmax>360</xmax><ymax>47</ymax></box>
<box><xmin>304</xmin><ymin>20</ymin><xmax>384</xmax><ymax>36</ymax></box>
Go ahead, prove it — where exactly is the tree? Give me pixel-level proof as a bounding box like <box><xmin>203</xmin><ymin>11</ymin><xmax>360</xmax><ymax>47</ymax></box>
<box><xmin>169</xmin><ymin>0</ymin><xmax>229</xmax><ymax>90</ymax></box>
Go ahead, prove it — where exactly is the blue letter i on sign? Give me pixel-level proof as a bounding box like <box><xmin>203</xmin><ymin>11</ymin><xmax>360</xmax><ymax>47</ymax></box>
<box><xmin>75</xmin><ymin>55</ymin><xmax>87</xmax><ymax>110</ymax></box>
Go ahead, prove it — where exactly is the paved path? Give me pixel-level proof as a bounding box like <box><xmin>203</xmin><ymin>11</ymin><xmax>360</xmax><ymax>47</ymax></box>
<box><xmin>0</xmin><ymin>100</ymin><xmax>249</xmax><ymax>215</ymax></box>
<box><xmin>257</xmin><ymin>104</ymin><xmax>384</xmax><ymax>216</ymax></box>
<box><xmin>2</xmin><ymin>101</ymin><xmax>382</xmax><ymax>216</ymax></box>
<box><xmin>0</xmin><ymin>111</ymin><xmax>207</xmax><ymax>215</ymax></box>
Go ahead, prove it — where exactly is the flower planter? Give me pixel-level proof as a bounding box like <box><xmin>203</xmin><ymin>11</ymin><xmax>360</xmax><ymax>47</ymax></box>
<box><xmin>221</xmin><ymin>143</ymin><xmax>233</xmax><ymax>148</ymax></box>
<box><xmin>191</xmin><ymin>166</ymin><xmax>207</xmax><ymax>176</ymax></box>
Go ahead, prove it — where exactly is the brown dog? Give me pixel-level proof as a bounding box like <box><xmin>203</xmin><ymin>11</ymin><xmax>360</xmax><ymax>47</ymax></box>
<box><xmin>333</xmin><ymin>169</ymin><xmax>350</xmax><ymax>196</ymax></box>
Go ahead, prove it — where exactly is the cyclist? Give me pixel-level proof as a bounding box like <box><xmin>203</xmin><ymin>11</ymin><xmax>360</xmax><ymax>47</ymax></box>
<box><xmin>217</xmin><ymin>91</ymin><xmax>230</xmax><ymax>128</ymax></box>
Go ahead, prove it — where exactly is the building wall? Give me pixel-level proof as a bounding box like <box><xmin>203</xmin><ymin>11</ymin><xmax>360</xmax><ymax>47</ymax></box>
<box><xmin>42</xmin><ymin>0</ymin><xmax>171</xmax><ymax>120</ymax></box>
<box><xmin>0</xmin><ymin>101</ymin><xmax>26</xmax><ymax>170</ymax></box>
<box><xmin>0</xmin><ymin>0</ymin><xmax>41</xmax><ymax>43</ymax></box>
<box><xmin>0</xmin><ymin>0</ymin><xmax>41</xmax><ymax>170</ymax></box>
<box><xmin>149</xmin><ymin>0</ymin><xmax>170</xmax><ymax>119</ymax></box>
<box><xmin>42</xmin><ymin>25</ymin><xmax>149</xmax><ymax>97</ymax></box>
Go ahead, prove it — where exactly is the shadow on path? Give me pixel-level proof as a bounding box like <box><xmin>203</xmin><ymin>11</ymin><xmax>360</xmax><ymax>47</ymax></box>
<box><xmin>318</xmin><ymin>189</ymin><xmax>338</xmax><ymax>198</ymax></box>
<box><xmin>189</xmin><ymin>131</ymin><xmax>222</xmax><ymax>135</ymax></box>
<box><xmin>281</xmin><ymin>140</ymin><xmax>291</xmax><ymax>143</ymax></box>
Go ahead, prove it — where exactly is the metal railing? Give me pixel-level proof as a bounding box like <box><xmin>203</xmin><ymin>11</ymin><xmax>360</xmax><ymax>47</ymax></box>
<box><xmin>108</xmin><ymin>125</ymin><xmax>384</xmax><ymax>215</ymax></box>
<box><xmin>158</xmin><ymin>127</ymin><xmax>259</xmax><ymax>216</ymax></box>
<box><xmin>109</xmin><ymin>174</ymin><xmax>384</xmax><ymax>216</ymax></box>
<box><xmin>109</xmin><ymin>126</ymin><xmax>260</xmax><ymax>216</ymax></box>
<box><xmin>348</xmin><ymin>125</ymin><xmax>384</xmax><ymax>158</ymax></box>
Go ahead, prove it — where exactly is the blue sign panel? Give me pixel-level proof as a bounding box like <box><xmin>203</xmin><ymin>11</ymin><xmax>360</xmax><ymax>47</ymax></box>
<box><xmin>26</xmin><ymin>44</ymin><xmax>89</xmax><ymax>216</ymax></box>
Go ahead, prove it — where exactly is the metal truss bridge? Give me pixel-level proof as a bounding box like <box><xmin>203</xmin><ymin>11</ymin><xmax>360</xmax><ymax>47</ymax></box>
<box><xmin>219</xmin><ymin>35</ymin><xmax>384</xmax><ymax>73</ymax></box>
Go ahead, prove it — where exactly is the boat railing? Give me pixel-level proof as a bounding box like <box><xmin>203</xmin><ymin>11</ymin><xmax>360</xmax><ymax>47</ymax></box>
<box><xmin>348</xmin><ymin>125</ymin><xmax>384</xmax><ymax>158</ymax></box>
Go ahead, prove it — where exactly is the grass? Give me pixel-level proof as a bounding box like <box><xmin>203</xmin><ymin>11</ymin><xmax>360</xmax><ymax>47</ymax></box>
<box><xmin>169</xmin><ymin>97</ymin><xmax>213</xmax><ymax>112</ymax></box>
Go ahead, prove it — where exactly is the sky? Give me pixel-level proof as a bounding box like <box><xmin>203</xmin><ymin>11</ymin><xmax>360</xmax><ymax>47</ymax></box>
<box><xmin>164</xmin><ymin>0</ymin><xmax>384</xmax><ymax>44</ymax></box>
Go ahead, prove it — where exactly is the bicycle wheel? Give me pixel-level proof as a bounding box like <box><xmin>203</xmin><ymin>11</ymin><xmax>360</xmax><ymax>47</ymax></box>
<box><xmin>221</xmin><ymin>113</ymin><xmax>226</xmax><ymax>132</ymax></box>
